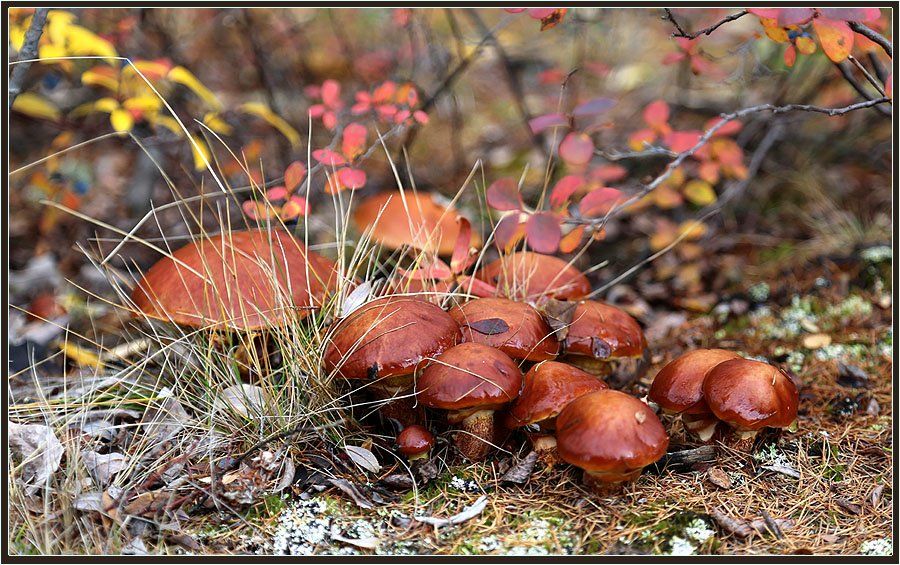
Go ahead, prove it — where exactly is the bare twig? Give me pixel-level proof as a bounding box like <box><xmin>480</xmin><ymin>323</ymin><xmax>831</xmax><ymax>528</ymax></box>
<box><xmin>849</xmin><ymin>21</ymin><xmax>892</xmax><ymax>58</ymax></box>
<box><xmin>848</xmin><ymin>54</ymin><xmax>886</xmax><ymax>96</ymax></box>
<box><xmin>598</xmin><ymin>145</ymin><xmax>677</xmax><ymax>160</ymax></box>
<box><xmin>8</xmin><ymin>8</ymin><xmax>49</xmax><ymax>108</ymax></box>
<box><xmin>867</xmin><ymin>52</ymin><xmax>888</xmax><ymax>83</ymax></box>
<box><xmin>663</xmin><ymin>8</ymin><xmax>748</xmax><ymax>40</ymax></box>
<box><xmin>835</xmin><ymin>60</ymin><xmax>891</xmax><ymax>116</ymax></box>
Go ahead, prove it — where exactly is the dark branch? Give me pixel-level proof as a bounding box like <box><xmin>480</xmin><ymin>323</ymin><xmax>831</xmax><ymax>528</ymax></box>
<box><xmin>849</xmin><ymin>21</ymin><xmax>892</xmax><ymax>58</ymax></box>
<box><xmin>664</xmin><ymin>8</ymin><xmax>749</xmax><ymax>40</ymax></box>
<box><xmin>836</xmin><ymin>61</ymin><xmax>891</xmax><ymax>116</ymax></box>
<box><xmin>8</xmin><ymin>8</ymin><xmax>49</xmax><ymax>108</ymax></box>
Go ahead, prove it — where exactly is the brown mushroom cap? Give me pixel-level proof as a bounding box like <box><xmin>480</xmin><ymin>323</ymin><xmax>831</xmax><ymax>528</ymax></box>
<box><xmin>506</xmin><ymin>361</ymin><xmax>608</xmax><ymax>428</ymax></box>
<box><xmin>475</xmin><ymin>252</ymin><xmax>591</xmax><ymax>301</ymax></box>
<box><xmin>564</xmin><ymin>300</ymin><xmax>646</xmax><ymax>360</ymax></box>
<box><xmin>417</xmin><ymin>343</ymin><xmax>522</xmax><ymax>412</ymax></box>
<box><xmin>448</xmin><ymin>297</ymin><xmax>559</xmax><ymax>362</ymax></box>
<box><xmin>396</xmin><ymin>425</ymin><xmax>435</xmax><ymax>457</ymax></box>
<box><xmin>648</xmin><ymin>349</ymin><xmax>742</xmax><ymax>415</ymax></box>
<box><xmin>556</xmin><ymin>390</ymin><xmax>668</xmax><ymax>478</ymax></box>
<box><xmin>702</xmin><ymin>358</ymin><xmax>799</xmax><ymax>431</ymax></box>
<box><xmin>131</xmin><ymin>229</ymin><xmax>338</xmax><ymax>331</ymax></box>
<box><xmin>353</xmin><ymin>191</ymin><xmax>480</xmax><ymax>255</ymax></box>
<box><xmin>323</xmin><ymin>296</ymin><xmax>461</xmax><ymax>380</ymax></box>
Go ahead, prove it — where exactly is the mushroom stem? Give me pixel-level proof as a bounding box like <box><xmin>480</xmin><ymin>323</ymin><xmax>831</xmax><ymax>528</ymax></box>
<box><xmin>721</xmin><ymin>429</ymin><xmax>758</xmax><ymax>452</ymax></box>
<box><xmin>454</xmin><ymin>409</ymin><xmax>495</xmax><ymax>461</ymax></box>
<box><xmin>369</xmin><ymin>383</ymin><xmax>424</xmax><ymax>428</ymax></box>
<box><xmin>531</xmin><ymin>434</ymin><xmax>561</xmax><ymax>467</ymax></box>
<box><xmin>582</xmin><ymin>469</ymin><xmax>639</xmax><ymax>495</ymax></box>
<box><xmin>683</xmin><ymin>414</ymin><xmax>719</xmax><ymax>443</ymax></box>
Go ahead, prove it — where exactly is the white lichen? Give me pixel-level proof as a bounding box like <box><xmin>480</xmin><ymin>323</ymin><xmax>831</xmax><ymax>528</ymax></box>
<box><xmin>683</xmin><ymin>518</ymin><xmax>715</xmax><ymax>544</ymax></box>
<box><xmin>859</xmin><ymin>537</ymin><xmax>892</xmax><ymax>556</ymax></box>
<box><xmin>666</xmin><ymin>535</ymin><xmax>696</xmax><ymax>556</ymax></box>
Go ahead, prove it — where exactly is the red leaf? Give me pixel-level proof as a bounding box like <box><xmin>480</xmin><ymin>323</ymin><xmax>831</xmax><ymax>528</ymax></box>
<box><xmin>529</xmin><ymin>113</ymin><xmax>568</xmax><ymax>134</ymax></box>
<box><xmin>703</xmin><ymin>118</ymin><xmax>742</xmax><ymax>137</ymax></box>
<box><xmin>280</xmin><ymin>196</ymin><xmax>310</xmax><ymax>220</ymax></box>
<box><xmin>814</xmin><ymin>17</ymin><xmax>854</xmax><ymax>62</ymax></box>
<box><xmin>413</xmin><ymin>110</ymin><xmax>429</xmax><ymax>124</ymax></box>
<box><xmin>341</xmin><ymin>123</ymin><xmax>368</xmax><ymax>160</ymax></box>
<box><xmin>550</xmin><ymin>175</ymin><xmax>585</xmax><ymax>208</ymax></box>
<box><xmin>662</xmin><ymin>52</ymin><xmax>687</xmax><ymax>65</ymax></box>
<box><xmin>559</xmin><ymin>132</ymin><xmax>595</xmax><ymax>166</ymax></box>
<box><xmin>337</xmin><ymin>167</ymin><xmax>366</xmax><ymax>190</ymax></box>
<box><xmin>487</xmin><ymin>178</ymin><xmax>523</xmax><ymax>211</ymax></box>
<box><xmin>313</xmin><ymin>148</ymin><xmax>346</xmax><ymax>166</ymax></box>
<box><xmin>664</xmin><ymin>130</ymin><xmax>702</xmax><ymax>153</ymax></box>
<box><xmin>525</xmin><ymin>212</ymin><xmax>562</xmax><ymax>254</ymax></box>
<box><xmin>643</xmin><ymin>100</ymin><xmax>670</xmax><ymax>131</ymax></box>
<box><xmin>527</xmin><ymin>8</ymin><xmax>556</xmax><ymax>19</ymax></box>
<box><xmin>590</xmin><ymin>164</ymin><xmax>627</xmax><ymax>184</ymax></box>
<box><xmin>450</xmin><ymin>217</ymin><xmax>474</xmax><ymax>274</ymax></box>
<box><xmin>322</xmin><ymin>79</ymin><xmax>342</xmax><ymax>108</ymax></box>
<box><xmin>266</xmin><ymin>186</ymin><xmax>288</xmax><ymax>201</ymax></box>
<box><xmin>456</xmin><ymin>274</ymin><xmax>498</xmax><ymax>298</ymax></box>
<box><xmin>398</xmin><ymin>259</ymin><xmax>453</xmax><ymax>281</ymax></box>
<box><xmin>572</xmin><ymin>97</ymin><xmax>615</xmax><ymax>117</ymax></box>
<box><xmin>818</xmin><ymin>8</ymin><xmax>880</xmax><ymax>22</ymax></box>
<box><xmin>504</xmin><ymin>8</ymin><xmax>527</xmax><ymax>14</ymax></box>
<box><xmin>777</xmin><ymin>8</ymin><xmax>815</xmax><ymax>25</ymax></box>
<box><xmin>284</xmin><ymin>161</ymin><xmax>306</xmax><ymax>191</ymax></box>
<box><xmin>494</xmin><ymin>213</ymin><xmax>526</xmax><ymax>251</ymax></box>
<box><xmin>579</xmin><ymin>187</ymin><xmax>623</xmax><ymax>217</ymax></box>
<box><xmin>748</xmin><ymin>9</ymin><xmax>782</xmax><ymax>19</ymax></box>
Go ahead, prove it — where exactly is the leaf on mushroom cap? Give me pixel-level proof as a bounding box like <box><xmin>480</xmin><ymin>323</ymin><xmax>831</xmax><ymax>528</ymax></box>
<box><xmin>564</xmin><ymin>300</ymin><xmax>646</xmax><ymax>359</ymax></box>
<box><xmin>702</xmin><ymin>358</ymin><xmax>799</xmax><ymax>431</ymax></box>
<box><xmin>131</xmin><ymin>229</ymin><xmax>339</xmax><ymax>331</ymax></box>
<box><xmin>475</xmin><ymin>251</ymin><xmax>591</xmax><ymax>302</ymax></box>
<box><xmin>323</xmin><ymin>296</ymin><xmax>461</xmax><ymax>380</ymax></box>
<box><xmin>448</xmin><ymin>297</ymin><xmax>559</xmax><ymax>361</ymax></box>
<box><xmin>507</xmin><ymin>361</ymin><xmax>608</xmax><ymax>428</ymax></box>
<box><xmin>648</xmin><ymin>349</ymin><xmax>742</xmax><ymax>415</ymax></box>
<box><xmin>417</xmin><ymin>343</ymin><xmax>522</xmax><ymax>411</ymax></box>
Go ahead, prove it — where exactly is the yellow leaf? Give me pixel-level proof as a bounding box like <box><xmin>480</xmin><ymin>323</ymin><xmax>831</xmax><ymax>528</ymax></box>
<box><xmin>239</xmin><ymin>102</ymin><xmax>301</xmax><ymax>146</ymax></box>
<box><xmin>92</xmin><ymin>97</ymin><xmax>119</xmax><ymax>113</ymax></box>
<box><xmin>64</xmin><ymin>24</ymin><xmax>118</xmax><ymax>59</ymax></box>
<box><xmin>190</xmin><ymin>134</ymin><xmax>212</xmax><ymax>171</ymax></box>
<box><xmin>110</xmin><ymin>108</ymin><xmax>134</xmax><ymax>133</ymax></box>
<box><xmin>760</xmin><ymin>18</ymin><xmax>789</xmax><ymax>43</ymax></box>
<box><xmin>813</xmin><ymin>18</ymin><xmax>851</xmax><ymax>62</ymax></box>
<box><xmin>167</xmin><ymin>66</ymin><xmax>222</xmax><ymax>111</ymax></box>
<box><xmin>46</xmin><ymin>10</ymin><xmax>77</xmax><ymax>46</ymax></box>
<box><xmin>123</xmin><ymin>95</ymin><xmax>162</xmax><ymax>113</ymax></box>
<box><xmin>682</xmin><ymin>179</ymin><xmax>717</xmax><ymax>206</ymax></box>
<box><xmin>38</xmin><ymin>43</ymin><xmax>68</xmax><ymax>62</ymax></box>
<box><xmin>149</xmin><ymin>115</ymin><xmax>185</xmax><ymax>137</ymax></box>
<box><xmin>12</xmin><ymin>93</ymin><xmax>61</xmax><ymax>121</ymax></box>
<box><xmin>69</xmin><ymin>101</ymin><xmax>99</xmax><ymax>118</ymax></box>
<box><xmin>677</xmin><ymin>220</ymin><xmax>708</xmax><ymax>241</ymax></box>
<box><xmin>57</xmin><ymin>341</ymin><xmax>104</xmax><ymax>369</ymax></box>
<box><xmin>203</xmin><ymin>112</ymin><xmax>234</xmax><ymax>136</ymax></box>
<box><xmin>10</xmin><ymin>23</ymin><xmax>26</xmax><ymax>51</ymax></box>
<box><xmin>81</xmin><ymin>66</ymin><xmax>119</xmax><ymax>90</ymax></box>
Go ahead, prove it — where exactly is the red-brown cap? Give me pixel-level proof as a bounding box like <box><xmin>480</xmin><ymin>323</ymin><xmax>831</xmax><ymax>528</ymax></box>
<box><xmin>396</xmin><ymin>425</ymin><xmax>435</xmax><ymax>458</ymax></box>
<box><xmin>323</xmin><ymin>296</ymin><xmax>461</xmax><ymax>380</ymax></box>
<box><xmin>131</xmin><ymin>229</ymin><xmax>338</xmax><ymax>330</ymax></box>
<box><xmin>702</xmin><ymin>358</ymin><xmax>799</xmax><ymax>431</ymax></box>
<box><xmin>556</xmin><ymin>390</ymin><xmax>668</xmax><ymax>479</ymax></box>
<box><xmin>353</xmin><ymin>191</ymin><xmax>480</xmax><ymax>255</ymax></box>
<box><xmin>475</xmin><ymin>252</ymin><xmax>591</xmax><ymax>302</ymax></box>
<box><xmin>564</xmin><ymin>300</ymin><xmax>646</xmax><ymax>360</ymax></box>
<box><xmin>448</xmin><ymin>297</ymin><xmax>559</xmax><ymax>362</ymax></box>
<box><xmin>648</xmin><ymin>349</ymin><xmax>742</xmax><ymax>415</ymax></box>
<box><xmin>417</xmin><ymin>343</ymin><xmax>522</xmax><ymax>412</ymax></box>
<box><xmin>506</xmin><ymin>361</ymin><xmax>608</xmax><ymax>428</ymax></box>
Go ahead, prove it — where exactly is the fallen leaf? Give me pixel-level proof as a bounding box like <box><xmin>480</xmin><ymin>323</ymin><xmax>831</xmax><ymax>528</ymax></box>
<box><xmin>214</xmin><ymin>384</ymin><xmax>269</xmax><ymax>418</ymax></box>
<box><xmin>344</xmin><ymin>445</ymin><xmax>381</xmax><ymax>474</ymax></box>
<box><xmin>707</xmin><ymin>467</ymin><xmax>733</xmax><ymax>489</ymax></box>
<box><xmin>9</xmin><ymin>422</ymin><xmax>64</xmax><ymax>494</ymax></box>
<box><xmin>465</xmin><ymin>318</ymin><xmax>510</xmax><ymax>336</ymax></box>
<box><xmin>415</xmin><ymin>495</ymin><xmax>489</xmax><ymax>528</ymax></box>
<box><xmin>328</xmin><ymin>478</ymin><xmax>374</xmax><ymax>509</ymax></box>
<box><xmin>500</xmin><ymin>451</ymin><xmax>539</xmax><ymax>484</ymax></box>
<box><xmin>81</xmin><ymin>450</ymin><xmax>129</xmax><ymax>488</ymax></box>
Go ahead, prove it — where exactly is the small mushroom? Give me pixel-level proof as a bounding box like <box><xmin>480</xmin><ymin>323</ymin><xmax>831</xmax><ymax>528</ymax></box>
<box><xmin>323</xmin><ymin>296</ymin><xmax>461</xmax><ymax>427</ymax></box>
<box><xmin>475</xmin><ymin>251</ymin><xmax>591</xmax><ymax>302</ymax></box>
<box><xmin>353</xmin><ymin>191</ymin><xmax>480</xmax><ymax>255</ymax></box>
<box><xmin>505</xmin><ymin>361</ymin><xmax>608</xmax><ymax>465</ymax></box>
<box><xmin>556</xmin><ymin>389</ymin><xmax>668</xmax><ymax>493</ymax></box>
<box><xmin>448</xmin><ymin>297</ymin><xmax>559</xmax><ymax>362</ymax></box>
<box><xmin>396</xmin><ymin>425</ymin><xmax>435</xmax><ymax>462</ymax></box>
<box><xmin>702</xmin><ymin>358</ymin><xmax>799</xmax><ymax>449</ymax></box>
<box><xmin>562</xmin><ymin>300</ymin><xmax>649</xmax><ymax>388</ymax></box>
<box><xmin>648</xmin><ymin>349</ymin><xmax>741</xmax><ymax>441</ymax></box>
<box><xmin>417</xmin><ymin>342</ymin><xmax>523</xmax><ymax>461</ymax></box>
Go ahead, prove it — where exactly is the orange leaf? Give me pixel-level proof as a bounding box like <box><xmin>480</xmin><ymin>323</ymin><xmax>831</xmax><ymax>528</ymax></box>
<box><xmin>284</xmin><ymin>161</ymin><xmax>306</xmax><ymax>191</ymax></box>
<box><xmin>494</xmin><ymin>213</ymin><xmax>526</xmax><ymax>252</ymax></box>
<box><xmin>814</xmin><ymin>17</ymin><xmax>853</xmax><ymax>62</ymax></box>
<box><xmin>643</xmin><ymin>100</ymin><xmax>670</xmax><ymax>131</ymax></box>
<box><xmin>559</xmin><ymin>225</ymin><xmax>585</xmax><ymax>253</ymax></box>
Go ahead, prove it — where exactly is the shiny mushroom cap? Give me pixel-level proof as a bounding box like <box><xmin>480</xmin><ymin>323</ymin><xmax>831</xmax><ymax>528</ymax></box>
<box><xmin>702</xmin><ymin>358</ymin><xmax>799</xmax><ymax>431</ymax></box>
<box><xmin>396</xmin><ymin>425</ymin><xmax>435</xmax><ymax>458</ymax></box>
<box><xmin>132</xmin><ymin>229</ymin><xmax>338</xmax><ymax>331</ymax></box>
<box><xmin>506</xmin><ymin>361</ymin><xmax>608</xmax><ymax>428</ymax></box>
<box><xmin>417</xmin><ymin>343</ymin><xmax>522</xmax><ymax>412</ymax></box>
<box><xmin>556</xmin><ymin>390</ymin><xmax>669</xmax><ymax>481</ymax></box>
<box><xmin>448</xmin><ymin>297</ymin><xmax>559</xmax><ymax>362</ymax></box>
<box><xmin>648</xmin><ymin>349</ymin><xmax>742</xmax><ymax>415</ymax></box>
<box><xmin>323</xmin><ymin>296</ymin><xmax>461</xmax><ymax>380</ymax></box>
<box><xmin>564</xmin><ymin>300</ymin><xmax>646</xmax><ymax>360</ymax></box>
<box><xmin>353</xmin><ymin>191</ymin><xmax>480</xmax><ymax>255</ymax></box>
<box><xmin>475</xmin><ymin>252</ymin><xmax>591</xmax><ymax>302</ymax></box>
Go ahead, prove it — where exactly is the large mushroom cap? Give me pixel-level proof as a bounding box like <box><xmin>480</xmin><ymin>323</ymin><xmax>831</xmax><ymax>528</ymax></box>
<box><xmin>703</xmin><ymin>358</ymin><xmax>799</xmax><ymax>431</ymax></box>
<box><xmin>417</xmin><ymin>343</ymin><xmax>522</xmax><ymax>412</ymax></box>
<box><xmin>564</xmin><ymin>300</ymin><xmax>646</xmax><ymax>360</ymax></box>
<box><xmin>353</xmin><ymin>191</ymin><xmax>480</xmax><ymax>255</ymax></box>
<box><xmin>556</xmin><ymin>390</ymin><xmax>668</xmax><ymax>479</ymax></box>
<box><xmin>506</xmin><ymin>361</ymin><xmax>608</xmax><ymax>428</ymax></box>
<box><xmin>648</xmin><ymin>349</ymin><xmax>741</xmax><ymax>414</ymax></box>
<box><xmin>448</xmin><ymin>297</ymin><xmax>559</xmax><ymax>361</ymax></box>
<box><xmin>323</xmin><ymin>296</ymin><xmax>461</xmax><ymax>380</ymax></box>
<box><xmin>131</xmin><ymin>229</ymin><xmax>339</xmax><ymax>331</ymax></box>
<box><xmin>475</xmin><ymin>252</ymin><xmax>591</xmax><ymax>301</ymax></box>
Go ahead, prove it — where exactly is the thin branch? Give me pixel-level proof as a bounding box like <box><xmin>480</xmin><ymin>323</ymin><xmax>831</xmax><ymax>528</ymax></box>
<box><xmin>849</xmin><ymin>21</ymin><xmax>892</xmax><ymax>58</ymax></box>
<box><xmin>8</xmin><ymin>8</ymin><xmax>49</xmax><ymax>108</ymax></box>
<box><xmin>663</xmin><ymin>8</ymin><xmax>748</xmax><ymax>40</ymax></box>
<box><xmin>848</xmin><ymin>54</ymin><xmax>886</xmax><ymax>96</ymax></box>
<box><xmin>868</xmin><ymin>52</ymin><xmax>888</xmax><ymax>83</ymax></box>
<box><xmin>598</xmin><ymin>145</ymin><xmax>677</xmax><ymax>161</ymax></box>
<box><xmin>835</xmin><ymin>60</ymin><xmax>891</xmax><ymax>116</ymax></box>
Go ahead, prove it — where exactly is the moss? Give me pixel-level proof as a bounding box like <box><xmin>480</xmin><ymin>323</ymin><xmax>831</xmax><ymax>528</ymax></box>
<box><xmin>618</xmin><ymin>508</ymin><xmax>717</xmax><ymax>555</ymax></box>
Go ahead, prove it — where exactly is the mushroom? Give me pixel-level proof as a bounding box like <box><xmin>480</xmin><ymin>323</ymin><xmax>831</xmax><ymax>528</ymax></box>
<box><xmin>556</xmin><ymin>389</ymin><xmax>669</xmax><ymax>493</ymax></box>
<box><xmin>323</xmin><ymin>296</ymin><xmax>461</xmax><ymax>427</ymax></box>
<box><xmin>417</xmin><ymin>342</ymin><xmax>523</xmax><ymax>461</ymax></box>
<box><xmin>505</xmin><ymin>361</ymin><xmax>608</xmax><ymax>464</ymax></box>
<box><xmin>561</xmin><ymin>300</ymin><xmax>649</xmax><ymax>388</ymax></box>
<box><xmin>702</xmin><ymin>358</ymin><xmax>799</xmax><ymax>449</ymax></box>
<box><xmin>448</xmin><ymin>297</ymin><xmax>559</xmax><ymax>362</ymax></box>
<box><xmin>396</xmin><ymin>425</ymin><xmax>435</xmax><ymax>462</ymax></box>
<box><xmin>353</xmin><ymin>190</ymin><xmax>480</xmax><ymax>255</ymax></box>
<box><xmin>647</xmin><ymin>349</ymin><xmax>741</xmax><ymax>441</ymax></box>
<box><xmin>475</xmin><ymin>251</ymin><xmax>590</xmax><ymax>302</ymax></box>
